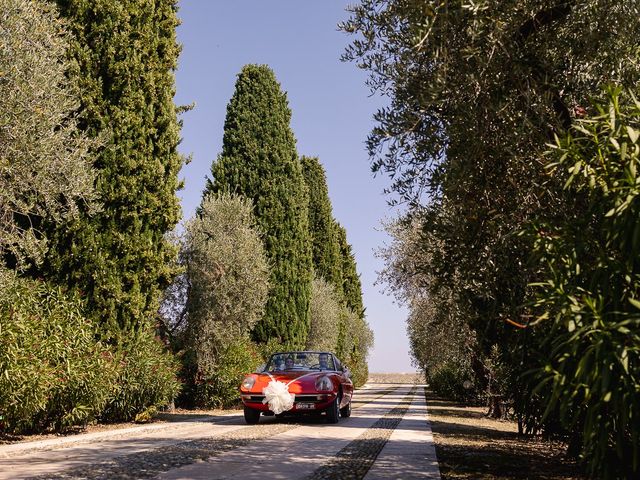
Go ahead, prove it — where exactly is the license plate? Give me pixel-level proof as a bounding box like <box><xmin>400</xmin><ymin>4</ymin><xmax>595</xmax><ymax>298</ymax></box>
<box><xmin>296</xmin><ymin>402</ymin><xmax>315</xmax><ymax>410</ymax></box>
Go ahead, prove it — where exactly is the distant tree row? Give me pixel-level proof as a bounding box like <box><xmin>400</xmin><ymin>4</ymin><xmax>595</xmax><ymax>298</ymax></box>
<box><xmin>343</xmin><ymin>1</ymin><xmax>640</xmax><ymax>478</ymax></box>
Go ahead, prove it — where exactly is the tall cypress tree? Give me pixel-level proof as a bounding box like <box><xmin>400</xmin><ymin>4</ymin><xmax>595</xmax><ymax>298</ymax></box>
<box><xmin>44</xmin><ymin>0</ymin><xmax>184</xmax><ymax>338</ymax></box>
<box><xmin>334</xmin><ymin>221</ymin><xmax>371</xmax><ymax>384</ymax></box>
<box><xmin>335</xmin><ymin>222</ymin><xmax>364</xmax><ymax>318</ymax></box>
<box><xmin>205</xmin><ymin>64</ymin><xmax>312</xmax><ymax>348</ymax></box>
<box><xmin>300</xmin><ymin>156</ymin><xmax>343</xmax><ymax>290</ymax></box>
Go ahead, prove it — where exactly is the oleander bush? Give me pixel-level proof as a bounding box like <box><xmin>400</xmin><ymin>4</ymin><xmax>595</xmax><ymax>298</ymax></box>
<box><xmin>193</xmin><ymin>337</ymin><xmax>262</xmax><ymax>409</ymax></box>
<box><xmin>530</xmin><ymin>88</ymin><xmax>640</xmax><ymax>479</ymax></box>
<box><xmin>100</xmin><ymin>328</ymin><xmax>181</xmax><ymax>423</ymax></box>
<box><xmin>428</xmin><ymin>360</ymin><xmax>477</xmax><ymax>402</ymax></box>
<box><xmin>0</xmin><ymin>269</ymin><xmax>117</xmax><ymax>433</ymax></box>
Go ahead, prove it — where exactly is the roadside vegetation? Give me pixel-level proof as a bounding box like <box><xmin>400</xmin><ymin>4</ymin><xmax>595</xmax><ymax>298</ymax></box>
<box><xmin>343</xmin><ymin>1</ymin><xmax>639</xmax><ymax>478</ymax></box>
<box><xmin>1</xmin><ymin>0</ymin><xmax>371</xmax><ymax>435</ymax></box>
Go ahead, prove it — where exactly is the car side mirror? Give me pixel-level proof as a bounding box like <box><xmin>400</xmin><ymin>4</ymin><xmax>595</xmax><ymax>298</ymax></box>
<box><xmin>255</xmin><ymin>363</ymin><xmax>265</xmax><ymax>373</ymax></box>
<box><xmin>343</xmin><ymin>366</ymin><xmax>351</xmax><ymax>378</ymax></box>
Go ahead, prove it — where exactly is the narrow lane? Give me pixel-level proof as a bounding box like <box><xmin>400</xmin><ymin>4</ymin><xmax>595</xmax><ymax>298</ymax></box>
<box><xmin>157</xmin><ymin>385</ymin><xmax>422</xmax><ymax>480</ymax></box>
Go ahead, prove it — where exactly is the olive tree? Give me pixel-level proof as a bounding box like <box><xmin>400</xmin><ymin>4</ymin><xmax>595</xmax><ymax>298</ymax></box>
<box><xmin>306</xmin><ymin>277</ymin><xmax>342</xmax><ymax>352</ymax></box>
<box><xmin>184</xmin><ymin>193</ymin><xmax>270</xmax><ymax>374</ymax></box>
<box><xmin>344</xmin><ymin>0</ymin><xmax>640</xmax><ymax>444</ymax></box>
<box><xmin>0</xmin><ymin>0</ymin><xmax>96</xmax><ymax>268</ymax></box>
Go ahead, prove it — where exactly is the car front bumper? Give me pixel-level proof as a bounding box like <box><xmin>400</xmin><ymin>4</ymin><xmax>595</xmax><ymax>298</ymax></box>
<box><xmin>240</xmin><ymin>392</ymin><xmax>337</xmax><ymax>412</ymax></box>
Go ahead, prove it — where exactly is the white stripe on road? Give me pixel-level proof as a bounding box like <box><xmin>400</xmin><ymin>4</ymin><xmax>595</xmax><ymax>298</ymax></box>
<box><xmin>364</xmin><ymin>385</ymin><xmax>441</xmax><ymax>480</ymax></box>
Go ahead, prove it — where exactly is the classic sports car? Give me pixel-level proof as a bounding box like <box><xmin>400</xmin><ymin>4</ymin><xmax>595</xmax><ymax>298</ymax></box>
<box><xmin>239</xmin><ymin>351</ymin><xmax>353</xmax><ymax>424</ymax></box>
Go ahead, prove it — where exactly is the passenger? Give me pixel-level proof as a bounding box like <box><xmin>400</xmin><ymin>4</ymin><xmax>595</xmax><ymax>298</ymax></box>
<box><xmin>273</xmin><ymin>357</ymin><xmax>284</xmax><ymax>372</ymax></box>
<box><xmin>284</xmin><ymin>356</ymin><xmax>295</xmax><ymax>369</ymax></box>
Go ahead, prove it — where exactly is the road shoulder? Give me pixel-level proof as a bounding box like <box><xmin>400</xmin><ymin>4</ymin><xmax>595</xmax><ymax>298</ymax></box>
<box><xmin>425</xmin><ymin>390</ymin><xmax>585</xmax><ymax>480</ymax></box>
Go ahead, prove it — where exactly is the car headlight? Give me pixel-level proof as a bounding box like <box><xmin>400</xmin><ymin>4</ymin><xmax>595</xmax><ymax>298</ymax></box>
<box><xmin>315</xmin><ymin>375</ymin><xmax>333</xmax><ymax>392</ymax></box>
<box><xmin>241</xmin><ymin>376</ymin><xmax>256</xmax><ymax>390</ymax></box>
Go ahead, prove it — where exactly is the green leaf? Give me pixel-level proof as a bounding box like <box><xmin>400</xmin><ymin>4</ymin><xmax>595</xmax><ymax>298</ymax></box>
<box><xmin>610</xmin><ymin>137</ymin><xmax>620</xmax><ymax>151</ymax></box>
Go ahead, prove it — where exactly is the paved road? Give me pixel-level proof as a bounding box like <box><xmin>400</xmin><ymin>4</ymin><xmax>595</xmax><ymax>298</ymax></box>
<box><xmin>0</xmin><ymin>383</ymin><xmax>440</xmax><ymax>480</ymax></box>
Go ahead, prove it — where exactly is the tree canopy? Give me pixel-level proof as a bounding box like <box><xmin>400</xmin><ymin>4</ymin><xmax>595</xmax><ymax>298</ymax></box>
<box><xmin>206</xmin><ymin>64</ymin><xmax>312</xmax><ymax>348</ymax></box>
<box><xmin>0</xmin><ymin>0</ymin><xmax>96</xmax><ymax>269</ymax></box>
<box><xmin>344</xmin><ymin>1</ymin><xmax>640</xmax><ymax>476</ymax></box>
<box><xmin>45</xmin><ymin>0</ymin><xmax>185</xmax><ymax>338</ymax></box>
<box><xmin>301</xmin><ymin>156</ymin><xmax>343</xmax><ymax>291</ymax></box>
<box><xmin>185</xmin><ymin>193</ymin><xmax>270</xmax><ymax>369</ymax></box>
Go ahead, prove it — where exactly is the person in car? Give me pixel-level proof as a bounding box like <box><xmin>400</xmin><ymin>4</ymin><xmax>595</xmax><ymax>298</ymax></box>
<box><xmin>319</xmin><ymin>353</ymin><xmax>329</xmax><ymax>370</ymax></box>
<box><xmin>284</xmin><ymin>356</ymin><xmax>295</xmax><ymax>369</ymax></box>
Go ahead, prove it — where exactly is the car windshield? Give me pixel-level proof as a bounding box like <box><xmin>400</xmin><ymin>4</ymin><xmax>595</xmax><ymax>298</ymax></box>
<box><xmin>265</xmin><ymin>352</ymin><xmax>335</xmax><ymax>372</ymax></box>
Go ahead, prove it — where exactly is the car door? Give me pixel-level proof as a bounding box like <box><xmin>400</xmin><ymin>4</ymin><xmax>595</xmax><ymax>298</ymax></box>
<box><xmin>334</xmin><ymin>354</ymin><xmax>354</xmax><ymax>403</ymax></box>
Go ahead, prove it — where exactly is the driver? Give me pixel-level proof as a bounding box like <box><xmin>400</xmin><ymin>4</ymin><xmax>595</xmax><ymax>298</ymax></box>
<box><xmin>284</xmin><ymin>356</ymin><xmax>295</xmax><ymax>369</ymax></box>
<box><xmin>319</xmin><ymin>353</ymin><xmax>329</xmax><ymax>370</ymax></box>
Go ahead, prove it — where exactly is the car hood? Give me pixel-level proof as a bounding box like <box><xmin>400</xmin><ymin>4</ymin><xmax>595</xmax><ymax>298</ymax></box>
<box><xmin>249</xmin><ymin>370</ymin><xmax>333</xmax><ymax>394</ymax></box>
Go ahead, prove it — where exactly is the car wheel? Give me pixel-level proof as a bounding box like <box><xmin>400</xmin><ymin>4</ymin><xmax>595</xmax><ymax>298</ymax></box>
<box><xmin>340</xmin><ymin>398</ymin><xmax>352</xmax><ymax>418</ymax></box>
<box><xmin>326</xmin><ymin>395</ymin><xmax>340</xmax><ymax>424</ymax></box>
<box><xmin>244</xmin><ymin>406</ymin><xmax>261</xmax><ymax>425</ymax></box>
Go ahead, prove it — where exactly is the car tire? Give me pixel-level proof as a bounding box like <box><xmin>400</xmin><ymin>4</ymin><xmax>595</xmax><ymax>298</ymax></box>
<box><xmin>244</xmin><ymin>406</ymin><xmax>261</xmax><ymax>425</ymax></box>
<box><xmin>326</xmin><ymin>395</ymin><xmax>340</xmax><ymax>424</ymax></box>
<box><xmin>339</xmin><ymin>398</ymin><xmax>352</xmax><ymax>418</ymax></box>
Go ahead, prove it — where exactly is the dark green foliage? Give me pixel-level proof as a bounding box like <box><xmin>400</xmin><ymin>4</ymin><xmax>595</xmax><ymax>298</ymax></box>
<box><xmin>100</xmin><ymin>327</ymin><xmax>181</xmax><ymax>423</ymax></box>
<box><xmin>333</xmin><ymin>222</ymin><xmax>371</xmax><ymax>386</ymax></box>
<box><xmin>192</xmin><ymin>337</ymin><xmax>262</xmax><ymax>409</ymax></box>
<box><xmin>335</xmin><ymin>223</ymin><xmax>364</xmax><ymax>317</ymax></box>
<box><xmin>530</xmin><ymin>89</ymin><xmax>640</xmax><ymax>479</ymax></box>
<box><xmin>300</xmin><ymin>157</ymin><xmax>373</xmax><ymax>383</ymax></box>
<box><xmin>301</xmin><ymin>156</ymin><xmax>343</xmax><ymax>289</ymax></box>
<box><xmin>428</xmin><ymin>361</ymin><xmax>476</xmax><ymax>403</ymax></box>
<box><xmin>345</xmin><ymin>2</ymin><xmax>640</xmax><ymax>472</ymax></box>
<box><xmin>0</xmin><ymin>269</ymin><xmax>117</xmax><ymax>433</ymax></box>
<box><xmin>44</xmin><ymin>0</ymin><xmax>184</xmax><ymax>338</ymax></box>
<box><xmin>205</xmin><ymin>64</ymin><xmax>312</xmax><ymax>348</ymax></box>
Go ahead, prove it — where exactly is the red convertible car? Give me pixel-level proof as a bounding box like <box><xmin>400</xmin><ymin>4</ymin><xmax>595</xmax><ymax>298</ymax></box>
<box><xmin>239</xmin><ymin>351</ymin><xmax>354</xmax><ymax>424</ymax></box>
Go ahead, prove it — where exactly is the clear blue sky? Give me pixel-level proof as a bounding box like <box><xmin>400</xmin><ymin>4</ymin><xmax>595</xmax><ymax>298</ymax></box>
<box><xmin>174</xmin><ymin>1</ymin><xmax>414</xmax><ymax>372</ymax></box>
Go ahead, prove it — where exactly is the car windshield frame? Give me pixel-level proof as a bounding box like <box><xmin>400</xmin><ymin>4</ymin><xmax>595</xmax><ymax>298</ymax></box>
<box><xmin>264</xmin><ymin>351</ymin><xmax>336</xmax><ymax>372</ymax></box>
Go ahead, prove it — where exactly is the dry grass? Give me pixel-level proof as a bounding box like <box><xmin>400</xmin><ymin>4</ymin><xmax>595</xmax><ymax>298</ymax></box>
<box><xmin>367</xmin><ymin>372</ymin><xmax>424</xmax><ymax>384</ymax></box>
<box><xmin>425</xmin><ymin>390</ymin><xmax>585</xmax><ymax>480</ymax></box>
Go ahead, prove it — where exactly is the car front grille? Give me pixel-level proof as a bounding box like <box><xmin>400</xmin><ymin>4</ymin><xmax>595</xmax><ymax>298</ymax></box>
<box><xmin>294</xmin><ymin>394</ymin><xmax>328</xmax><ymax>402</ymax></box>
<box><xmin>242</xmin><ymin>394</ymin><xmax>332</xmax><ymax>402</ymax></box>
